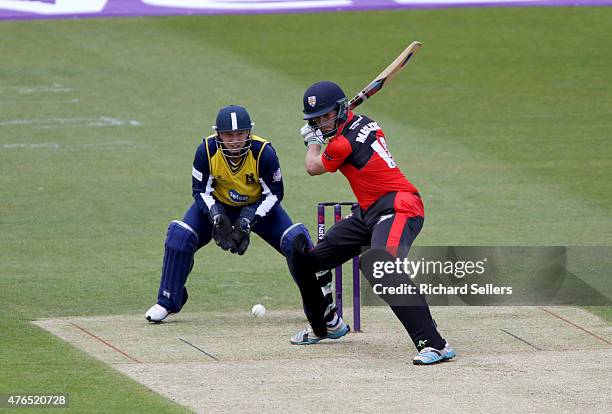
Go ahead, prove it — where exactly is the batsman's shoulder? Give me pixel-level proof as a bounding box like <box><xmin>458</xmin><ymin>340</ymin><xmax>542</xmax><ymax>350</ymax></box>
<box><xmin>342</xmin><ymin>113</ymin><xmax>381</xmax><ymax>141</ymax></box>
<box><xmin>345</xmin><ymin>113</ymin><xmax>375</xmax><ymax>132</ymax></box>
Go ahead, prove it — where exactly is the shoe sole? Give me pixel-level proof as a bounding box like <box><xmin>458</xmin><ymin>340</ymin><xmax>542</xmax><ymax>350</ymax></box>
<box><xmin>413</xmin><ymin>350</ymin><xmax>456</xmax><ymax>365</ymax></box>
<box><xmin>145</xmin><ymin>313</ymin><xmax>169</xmax><ymax>324</ymax></box>
<box><xmin>326</xmin><ymin>324</ymin><xmax>350</xmax><ymax>339</ymax></box>
<box><xmin>290</xmin><ymin>338</ymin><xmax>322</xmax><ymax>345</ymax></box>
<box><xmin>290</xmin><ymin>325</ymin><xmax>351</xmax><ymax>345</ymax></box>
<box><xmin>146</xmin><ymin>316</ymin><xmax>164</xmax><ymax>324</ymax></box>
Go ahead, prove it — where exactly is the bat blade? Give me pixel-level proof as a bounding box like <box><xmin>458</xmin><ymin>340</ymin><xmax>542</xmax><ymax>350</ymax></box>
<box><xmin>348</xmin><ymin>41</ymin><xmax>422</xmax><ymax>110</ymax></box>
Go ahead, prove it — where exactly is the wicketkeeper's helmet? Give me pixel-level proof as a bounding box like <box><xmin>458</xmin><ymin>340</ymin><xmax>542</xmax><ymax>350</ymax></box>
<box><xmin>214</xmin><ymin>105</ymin><xmax>253</xmax><ymax>132</ymax></box>
<box><xmin>213</xmin><ymin>105</ymin><xmax>253</xmax><ymax>157</ymax></box>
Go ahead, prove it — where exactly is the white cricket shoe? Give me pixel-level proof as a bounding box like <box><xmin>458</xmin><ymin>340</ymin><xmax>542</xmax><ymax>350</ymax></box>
<box><xmin>290</xmin><ymin>317</ymin><xmax>350</xmax><ymax>345</ymax></box>
<box><xmin>145</xmin><ymin>304</ymin><xmax>169</xmax><ymax>323</ymax></box>
<box><xmin>413</xmin><ymin>342</ymin><xmax>456</xmax><ymax>365</ymax></box>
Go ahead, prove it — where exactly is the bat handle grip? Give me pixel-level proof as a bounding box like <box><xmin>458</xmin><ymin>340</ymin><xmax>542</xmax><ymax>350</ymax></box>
<box><xmin>348</xmin><ymin>92</ymin><xmax>366</xmax><ymax>110</ymax></box>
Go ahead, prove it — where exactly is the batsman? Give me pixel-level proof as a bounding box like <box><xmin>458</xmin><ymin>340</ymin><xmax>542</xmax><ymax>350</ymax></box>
<box><xmin>145</xmin><ymin>105</ymin><xmax>348</xmax><ymax>340</ymax></box>
<box><xmin>287</xmin><ymin>81</ymin><xmax>455</xmax><ymax>365</ymax></box>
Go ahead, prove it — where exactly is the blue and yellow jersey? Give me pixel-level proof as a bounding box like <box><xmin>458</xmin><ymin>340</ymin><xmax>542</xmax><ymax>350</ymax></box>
<box><xmin>191</xmin><ymin>134</ymin><xmax>284</xmax><ymax>221</ymax></box>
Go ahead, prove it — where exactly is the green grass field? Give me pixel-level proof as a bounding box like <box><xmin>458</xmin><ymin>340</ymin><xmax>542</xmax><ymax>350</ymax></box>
<box><xmin>1</xmin><ymin>7</ymin><xmax>610</xmax><ymax>412</ymax></box>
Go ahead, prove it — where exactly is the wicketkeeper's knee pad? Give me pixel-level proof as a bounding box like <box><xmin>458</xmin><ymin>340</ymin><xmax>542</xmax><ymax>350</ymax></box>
<box><xmin>280</xmin><ymin>223</ymin><xmax>313</xmax><ymax>258</ymax></box>
<box><xmin>165</xmin><ymin>220</ymin><xmax>199</xmax><ymax>253</ymax></box>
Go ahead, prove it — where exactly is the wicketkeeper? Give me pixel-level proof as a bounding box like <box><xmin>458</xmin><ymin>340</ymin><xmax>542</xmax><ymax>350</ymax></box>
<box><xmin>145</xmin><ymin>105</ymin><xmax>347</xmax><ymax>338</ymax></box>
<box><xmin>285</xmin><ymin>81</ymin><xmax>455</xmax><ymax>365</ymax></box>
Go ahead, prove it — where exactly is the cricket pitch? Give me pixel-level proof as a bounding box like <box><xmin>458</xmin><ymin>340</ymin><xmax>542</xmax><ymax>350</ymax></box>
<box><xmin>34</xmin><ymin>306</ymin><xmax>611</xmax><ymax>413</ymax></box>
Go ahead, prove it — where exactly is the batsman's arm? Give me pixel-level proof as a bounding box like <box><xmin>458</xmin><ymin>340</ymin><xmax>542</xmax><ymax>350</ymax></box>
<box><xmin>305</xmin><ymin>144</ymin><xmax>326</xmax><ymax>176</ymax></box>
<box><xmin>307</xmin><ymin>134</ymin><xmax>352</xmax><ymax>175</ymax></box>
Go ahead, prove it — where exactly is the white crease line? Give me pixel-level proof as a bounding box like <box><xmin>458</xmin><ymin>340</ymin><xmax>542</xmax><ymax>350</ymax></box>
<box><xmin>0</xmin><ymin>116</ymin><xmax>141</xmax><ymax>128</ymax></box>
<box><xmin>2</xmin><ymin>141</ymin><xmax>150</xmax><ymax>150</ymax></box>
<box><xmin>0</xmin><ymin>98</ymin><xmax>79</xmax><ymax>105</ymax></box>
<box><xmin>15</xmin><ymin>84</ymin><xmax>72</xmax><ymax>94</ymax></box>
<box><xmin>1</xmin><ymin>143</ymin><xmax>61</xmax><ymax>149</ymax></box>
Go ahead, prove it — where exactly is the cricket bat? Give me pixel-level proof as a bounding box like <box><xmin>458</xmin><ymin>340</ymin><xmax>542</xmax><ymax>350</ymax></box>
<box><xmin>348</xmin><ymin>41</ymin><xmax>422</xmax><ymax>110</ymax></box>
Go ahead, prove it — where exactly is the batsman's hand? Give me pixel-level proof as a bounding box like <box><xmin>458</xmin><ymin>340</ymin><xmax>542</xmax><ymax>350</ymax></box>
<box><xmin>212</xmin><ymin>214</ymin><xmax>235</xmax><ymax>251</ymax></box>
<box><xmin>230</xmin><ymin>217</ymin><xmax>251</xmax><ymax>255</ymax></box>
<box><xmin>300</xmin><ymin>124</ymin><xmax>325</xmax><ymax>147</ymax></box>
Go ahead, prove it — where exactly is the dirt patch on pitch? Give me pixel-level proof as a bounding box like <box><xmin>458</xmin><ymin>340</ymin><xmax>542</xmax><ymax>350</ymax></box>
<box><xmin>34</xmin><ymin>307</ymin><xmax>611</xmax><ymax>413</ymax></box>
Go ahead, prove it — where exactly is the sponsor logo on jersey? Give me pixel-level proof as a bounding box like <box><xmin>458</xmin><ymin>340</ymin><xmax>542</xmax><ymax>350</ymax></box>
<box><xmin>308</xmin><ymin>95</ymin><xmax>317</xmax><ymax>107</ymax></box>
<box><xmin>349</xmin><ymin>115</ymin><xmax>363</xmax><ymax>130</ymax></box>
<box><xmin>272</xmin><ymin>167</ymin><xmax>282</xmax><ymax>182</ymax></box>
<box><xmin>323</xmin><ymin>152</ymin><xmax>333</xmax><ymax>161</ymax></box>
<box><xmin>356</xmin><ymin>121</ymin><xmax>381</xmax><ymax>143</ymax></box>
<box><xmin>229</xmin><ymin>189</ymin><xmax>249</xmax><ymax>202</ymax></box>
<box><xmin>245</xmin><ymin>173</ymin><xmax>256</xmax><ymax>184</ymax></box>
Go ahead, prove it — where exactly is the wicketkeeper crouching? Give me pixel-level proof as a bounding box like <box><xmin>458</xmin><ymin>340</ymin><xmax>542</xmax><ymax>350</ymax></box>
<box><xmin>145</xmin><ymin>105</ymin><xmax>343</xmax><ymax>334</ymax></box>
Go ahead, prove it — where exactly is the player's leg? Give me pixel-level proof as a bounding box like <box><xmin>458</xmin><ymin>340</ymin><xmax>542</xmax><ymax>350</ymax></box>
<box><xmin>368</xmin><ymin>208</ymin><xmax>454</xmax><ymax>364</ymax></box>
<box><xmin>251</xmin><ymin>204</ymin><xmax>335</xmax><ymax>340</ymax></box>
<box><xmin>146</xmin><ymin>202</ymin><xmax>213</xmax><ymax>323</ymax></box>
<box><xmin>282</xmin><ymin>214</ymin><xmax>369</xmax><ymax>344</ymax></box>
<box><xmin>253</xmin><ymin>204</ymin><xmax>335</xmax><ymax>323</ymax></box>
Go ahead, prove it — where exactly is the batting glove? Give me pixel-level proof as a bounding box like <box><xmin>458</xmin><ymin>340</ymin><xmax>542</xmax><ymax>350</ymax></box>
<box><xmin>300</xmin><ymin>124</ymin><xmax>325</xmax><ymax>147</ymax></box>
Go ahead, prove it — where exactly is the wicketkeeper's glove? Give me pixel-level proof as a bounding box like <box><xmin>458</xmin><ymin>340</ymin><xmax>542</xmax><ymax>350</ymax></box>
<box><xmin>300</xmin><ymin>123</ymin><xmax>325</xmax><ymax>147</ymax></box>
<box><xmin>230</xmin><ymin>217</ymin><xmax>251</xmax><ymax>255</ymax></box>
<box><xmin>212</xmin><ymin>214</ymin><xmax>235</xmax><ymax>251</ymax></box>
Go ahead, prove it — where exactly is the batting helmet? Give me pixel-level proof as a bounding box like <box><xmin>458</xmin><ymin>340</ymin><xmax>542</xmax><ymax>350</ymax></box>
<box><xmin>302</xmin><ymin>81</ymin><xmax>349</xmax><ymax>137</ymax></box>
<box><xmin>302</xmin><ymin>81</ymin><xmax>348</xmax><ymax>119</ymax></box>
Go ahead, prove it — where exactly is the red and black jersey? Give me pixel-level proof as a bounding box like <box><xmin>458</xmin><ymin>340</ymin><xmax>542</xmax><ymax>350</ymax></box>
<box><xmin>321</xmin><ymin>111</ymin><xmax>419</xmax><ymax>210</ymax></box>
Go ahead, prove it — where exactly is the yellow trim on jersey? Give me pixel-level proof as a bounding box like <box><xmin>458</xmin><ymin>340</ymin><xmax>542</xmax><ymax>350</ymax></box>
<box><xmin>221</xmin><ymin>147</ymin><xmax>248</xmax><ymax>175</ymax></box>
<box><xmin>205</xmin><ymin>137</ymin><xmax>212</xmax><ymax>165</ymax></box>
<box><xmin>206</xmin><ymin>135</ymin><xmax>269</xmax><ymax>206</ymax></box>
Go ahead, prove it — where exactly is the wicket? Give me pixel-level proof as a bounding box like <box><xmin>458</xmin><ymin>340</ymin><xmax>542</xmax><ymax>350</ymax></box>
<box><xmin>317</xmin><ymin>202</ymin><xmax>361</xmax><ymax>332</ymax></box>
